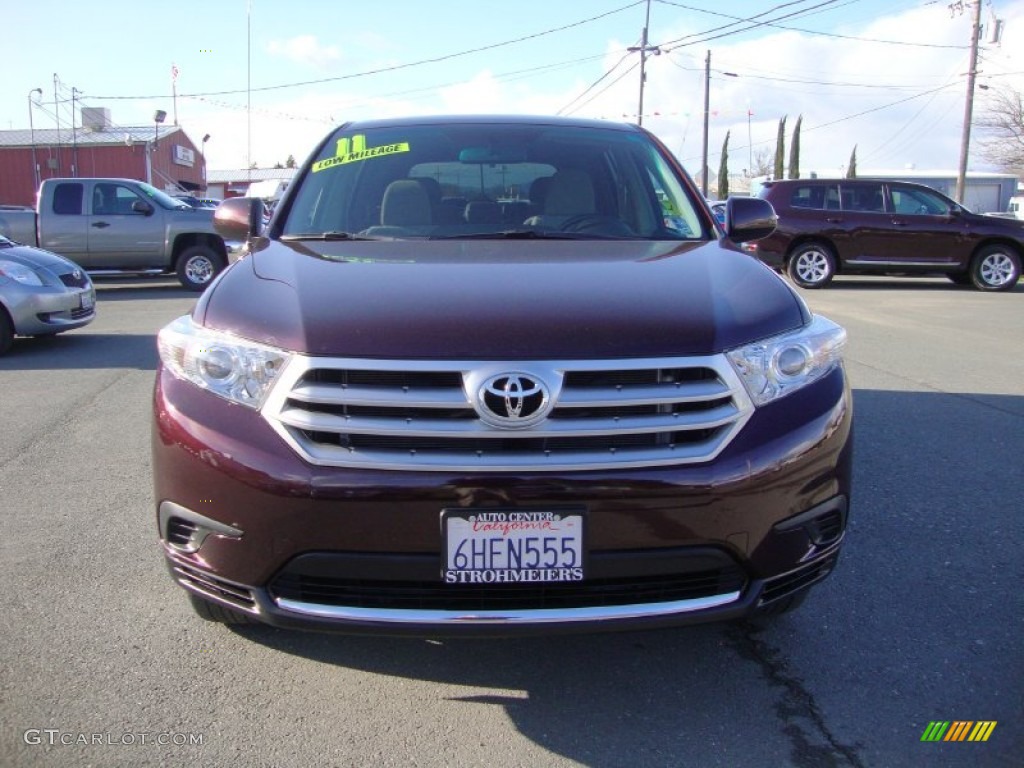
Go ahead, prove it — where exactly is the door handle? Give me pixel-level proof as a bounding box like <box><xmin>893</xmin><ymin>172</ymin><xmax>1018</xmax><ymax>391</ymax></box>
<box><xmin>91</xmin><ymin>221</ymin><xmax>110</xmax><ymax>228</ymax></box>
<box><xmin>825</xmin><ymin>217</ymin><xmax>842</xmax><ymax>224</ymax></box>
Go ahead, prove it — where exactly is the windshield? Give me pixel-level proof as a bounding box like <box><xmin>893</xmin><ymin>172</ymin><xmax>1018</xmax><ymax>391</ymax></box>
<box><xmin>135</xmin><ymin>181</ymin><xmax>191</xmax><ymax>210</ymax></box>
<box><xmin>281</xmin><ymin>122</ymin><xmax>709</xmax><ymax>241</ymax></box>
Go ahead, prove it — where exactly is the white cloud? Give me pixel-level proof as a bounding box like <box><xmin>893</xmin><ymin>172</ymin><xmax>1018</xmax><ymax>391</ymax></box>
<box><xmin>267</xmin><ymin>35</ymin><xmax>342</xmax><ymax>70</ymax></box>
<box><xmin>203</xmin><ymin>2</ymin><xmax>1024</xmax><ymax>178</ymax></box>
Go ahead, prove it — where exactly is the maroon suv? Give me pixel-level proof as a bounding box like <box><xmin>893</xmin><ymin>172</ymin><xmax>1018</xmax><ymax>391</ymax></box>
<box><xmin>752</xmin><ymin>178</ymin><xmax>1023</xmax><ymax>290</ymax></box>
<box><xmin>152</xmin><ymin>115</ymin><xmax>852</xmax><ymax>635</ymax></box>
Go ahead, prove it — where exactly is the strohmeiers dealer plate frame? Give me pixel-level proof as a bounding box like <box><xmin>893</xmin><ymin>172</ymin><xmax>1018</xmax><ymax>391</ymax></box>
<box><xmin>441</xmin><ymin>508</ymin><xmax>586</xmax><ymax>584</ymax></box>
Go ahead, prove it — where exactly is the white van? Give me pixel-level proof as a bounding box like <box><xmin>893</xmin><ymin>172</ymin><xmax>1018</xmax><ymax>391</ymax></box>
<box><xmin>246</xmin><ymin>179</ymin><xmax>290</xmax><ymax>203</ymax></box>
<box><xmin>1008</xmin><ymin>196</ymin><xmax>1024</xmax><ymax>220</ymax></box>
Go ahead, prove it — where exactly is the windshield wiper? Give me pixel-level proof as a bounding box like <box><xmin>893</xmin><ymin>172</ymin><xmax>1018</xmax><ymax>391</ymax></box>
<box><xmin>429</xmin><ymin>229</ymin><xmax>620</xmax><ymax>240</ymax></box>
<box><xmin>280</xmin><ymin>231</ymin><xmax>382</xmax><ymax>241</ymax></box>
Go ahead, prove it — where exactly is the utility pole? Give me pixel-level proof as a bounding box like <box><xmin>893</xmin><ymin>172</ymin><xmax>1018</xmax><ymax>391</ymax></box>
<box><xmin>71</xmin><ymin>87</ymin><xmax>80</xmax><ymax>177</ymax></box>
<box><xmin>629</xmin><ymin>0</ymin><xmax>660</xmax><ymax>126</ymax></box>
<box><xmin>955</xmin><ymin>0</ymin><xmax>983</xmax><ymax>204</ymax></box>
<box><xmin>701</xmin><ymin>51</ymin><xmax>710</xmax><ymax>196</ymax></box>
<box><xmin>53</xmin><ymin>73</ymin><xmax>62</xmax><ymax>175</ymax></box>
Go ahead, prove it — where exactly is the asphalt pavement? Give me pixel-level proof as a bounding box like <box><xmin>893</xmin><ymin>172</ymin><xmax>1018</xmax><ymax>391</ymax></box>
<box><xmin>1</xmin><ymin>273</ymin><xmax>1021</xmax><ymax>767</ymax></box>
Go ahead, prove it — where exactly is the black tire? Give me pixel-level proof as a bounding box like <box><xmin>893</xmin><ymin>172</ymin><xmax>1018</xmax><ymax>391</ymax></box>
<box><xmin>787</xmin><ymin>242</ymin><xmax>836</xmax><ymax>288</ymax></box>
<box><xmin>0</xmin><ymin>307</ymin><xmax>13</xmax><ymax>356</ymax></box>
<box><xmin>175</xmin><ymin>245</ymin><xmax>225</xmax><ymax>291</ymax></box>
<box><xmin>969</xmin><ymin>245</ymin><xmax>1021</xmax><ymax>291</ymax></box>
<box><xmin>188</xmin><ymin>593</ymin><xmax>259</xmax><ymax>625</ymax></box>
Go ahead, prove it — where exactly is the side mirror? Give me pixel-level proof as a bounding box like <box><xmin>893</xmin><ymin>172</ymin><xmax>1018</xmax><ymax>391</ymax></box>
<box><xmin>132</xmin><ymin>200</ymin><xmax>154</xmax><ymax>215</ymax></box>
<box><xmin>726</xmin><ymin>197</ymin><xmax>777</xmax><ymax>243</ymax></box>
<box><xmin>214</xmin><ymin>197</ymin><xmax>265</xmax><ymax>241</ymax></box>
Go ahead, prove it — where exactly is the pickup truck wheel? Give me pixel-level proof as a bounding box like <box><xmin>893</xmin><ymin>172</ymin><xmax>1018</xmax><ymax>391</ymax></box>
<box><xmin>176</xmin><ymin>246</ymin><xmax>225</xmax><ymax>291</ymax></box>
<box><xmin>970</xmin><ymin>246</ymin><xmax>1021</xmax><ymax>291</ymax></box>
<box><xmin>0</xmin><ymin>308</ymin><xmax>13</xmax><ymax>355</ymax></box>
<box><xmin>787</xmin><ymin>243</ymin><xmax>836</xmax><ymax>288</ymax></box>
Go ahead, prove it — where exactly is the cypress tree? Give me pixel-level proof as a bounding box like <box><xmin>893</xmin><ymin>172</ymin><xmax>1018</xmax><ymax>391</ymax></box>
<box><xmin>774</xmin><ymin>116</ymin><xmax>787</xmax><ymax>179</ymax></box>
<box><xmin>788</xmin><ymin>115</ymin><xmax>802</xmax><ymax>180</ymax></box>
<box><xmin>718</xmin><ymin>131</ymin><xmax>730</xmax><ymax>198</ymax></box>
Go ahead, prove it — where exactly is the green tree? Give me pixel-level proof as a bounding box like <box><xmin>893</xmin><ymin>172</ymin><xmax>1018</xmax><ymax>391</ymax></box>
<box><xmin>286</xmin><ymin>154</ymin><xmax>298</xmax><ymax>169</ymax></box>
<box><xmin>788</xmin><ymin>115</ymin><xmax>802</xmax><ymax>180</ymax></box>
<box><xmin>718</xmin><ymin>131</ymin><xmax>730</xmax><ymax>198</ymax></box>
<box><xmin>774</xmin><ymin>116</ymin><xmax>787</xmax><ymax>180</ymax></box>
<box><xmin>846</xmin><ymin>145</ymin><xmax>858</xmax><ymax>178</ymax></box>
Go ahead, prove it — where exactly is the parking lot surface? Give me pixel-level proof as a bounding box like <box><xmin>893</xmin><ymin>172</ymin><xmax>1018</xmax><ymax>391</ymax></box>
<box><xmin>1</xmin><ymin>274</ymin><xmax>1021</xmax><ymax>767</ymax></box>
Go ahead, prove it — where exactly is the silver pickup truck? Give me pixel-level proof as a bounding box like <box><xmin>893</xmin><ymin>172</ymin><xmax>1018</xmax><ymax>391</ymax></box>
<box><xmin>0</xmin><ymin>178</ymin><xmax>231</xmax><ymax>290</ymax></box>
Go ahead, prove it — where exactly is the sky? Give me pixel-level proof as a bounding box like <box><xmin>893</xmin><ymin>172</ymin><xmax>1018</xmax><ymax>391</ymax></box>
<box><xmin>3</xmin><ymin>0</ymin><xmax>1024</xmax><ymax>182</ymax></box>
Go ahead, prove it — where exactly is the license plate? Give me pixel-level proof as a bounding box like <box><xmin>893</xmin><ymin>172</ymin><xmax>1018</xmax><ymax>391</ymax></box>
<box><xmin>80</xmin><ymin>292</ymin><xmax>94</xmax><ymax>310</ymax></box>
<box><xmin>442</xmin><ymin>509</ymin><xmax>585</xmax><ymax>584</ymax></box>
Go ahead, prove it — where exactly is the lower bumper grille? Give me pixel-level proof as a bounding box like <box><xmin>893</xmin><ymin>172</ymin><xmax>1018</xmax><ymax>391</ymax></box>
<box><xmin>759</xmin><ymin>552</ymin><xmax>839</xmax><ymax>605</ymax></box>
<box><xmin>172</xmin><ymin>563</ymin><xmax>257</xmax><ymax>610</ymax></box>
<box><xmin>270</xmin><ymin>565</ymin><xmax>747</xmax><ymax>612</ymax></box>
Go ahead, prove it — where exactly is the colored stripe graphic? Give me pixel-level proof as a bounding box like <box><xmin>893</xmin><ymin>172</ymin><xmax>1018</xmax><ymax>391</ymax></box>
<box><xmin>968</xmin><ymin>722</ymin><xmax>997</xmax><ymax>742</ymax></box>
<box><xmin>921</xmin><ymin>722</ymin><xmax>949</xmax><ymax>741</ymax></box>
<box><xmin>945</xmin><ymin>722</ymin><xmax>973</xmax><ymax>741</ymax></box>
<box><xmin>920</xmin><ymin>720</ymin><xmax>996</xmax><ymax>742</ymax></box>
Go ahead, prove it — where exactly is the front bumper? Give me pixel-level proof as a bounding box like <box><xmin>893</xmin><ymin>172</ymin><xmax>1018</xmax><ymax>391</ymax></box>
<box><xmin>153</xmin><ymin>365</ymin><xmax>853</xmax><ymax>635</ymax></box>
<box><xmin>3</xmin><ymin>280</ymin><xmax>95</xmax><ymax>336</ymax></box>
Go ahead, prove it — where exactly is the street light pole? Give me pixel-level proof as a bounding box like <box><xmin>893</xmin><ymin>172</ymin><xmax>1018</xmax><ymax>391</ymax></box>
<box><xmin>151</xmin><ymin>110</ymin><xmax>167</xmax><ymax>187</ymax></box>
<box><xmin>701</xmin><ymin>50</ymin><xmax>710</xmax><ymax>196</ymax></box>
<box><xmin>27</xmin><ymin>88</ymin><xmax>42</xmax><ymax>191</ymax></box>
<box><xmin>202</xmin><ymin>134</ymin><xmax>210</xmax><ymax>193</ymax></box>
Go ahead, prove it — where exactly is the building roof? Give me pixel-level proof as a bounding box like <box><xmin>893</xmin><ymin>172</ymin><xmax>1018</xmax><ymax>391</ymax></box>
<box><xmin>0</xmin><ymin>125</ymin><xmax>185</xmax><ymax>148</ymax></box>
<box><xmin>206</xmin><ymin>168</ymin><xmax>297</xmax><ymax>184</ymax></box>
<box><xmin>861</xmin><ymin>169</ymin><xmax>1020</xmax><ymax>180</ymax></box>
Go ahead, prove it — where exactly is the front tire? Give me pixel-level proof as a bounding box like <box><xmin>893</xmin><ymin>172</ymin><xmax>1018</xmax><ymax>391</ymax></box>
<box><xmin>176</xmin><ymin>245</ymin><xmax>225</xmax><ymax>291</ymax></box>
<box><xmin>787</xmin><ymin>242</ymin><xmax>836</xmax><ymax>288</ymax></box>
<box><xmin>970</xmin><ymin>246</ymin><xmax>1021</xmax><ymax>291</ymax></box>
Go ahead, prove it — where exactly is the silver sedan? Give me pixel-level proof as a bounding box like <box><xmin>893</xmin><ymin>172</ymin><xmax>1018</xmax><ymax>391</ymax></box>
<box><xmin>0</xmin><ymin>234</ymin><xmax>95</xmax><ymax>355</ymax></box>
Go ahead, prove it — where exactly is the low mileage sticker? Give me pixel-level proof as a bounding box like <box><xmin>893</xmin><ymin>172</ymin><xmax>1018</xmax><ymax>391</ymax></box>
<box><xmin>442</xmin><ymin>510</ymin><xmax>584</xmax><ymax>584</ymax></box>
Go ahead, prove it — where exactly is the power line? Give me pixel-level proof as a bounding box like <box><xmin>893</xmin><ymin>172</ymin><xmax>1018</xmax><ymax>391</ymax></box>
<box><xmin>558</xmin><ymin>49</ymin><xmax>638</xmax><ymax>115</ymax></box>
<box><xmin>657</xmin><ymin>0</ymin><xmax>848</xmax><ymax>50</ymax></box>
<box><xmin>562</xmin><ymin>61</ymin><xmax>642</xmax><ymax>116</ymax></box>
<box><xmin>87</xmin><ymin>2</ymin><xmax>644</xmax><ymax>101</ymax></box>
<box><xmin>654</xmin><ymin>0</ymin><xmax>968</xmax><ymax>49</ymax></box>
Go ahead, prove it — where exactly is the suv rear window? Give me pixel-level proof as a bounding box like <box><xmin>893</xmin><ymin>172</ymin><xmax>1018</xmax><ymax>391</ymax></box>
<box><xmin>787</xmin><ymin>184</ymin><xmax>840</xmax><ymax>211</ymax></box>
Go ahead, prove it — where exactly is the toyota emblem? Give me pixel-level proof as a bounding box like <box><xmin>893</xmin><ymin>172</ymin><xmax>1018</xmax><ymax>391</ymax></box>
<box><xmin>478</xmin><ymin>373</ymin><xmax>551</xmax><ymax>428</ymax></box>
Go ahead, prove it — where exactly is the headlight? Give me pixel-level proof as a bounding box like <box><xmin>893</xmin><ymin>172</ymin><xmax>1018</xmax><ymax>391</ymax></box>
<box><xmin>726</xmin><ymin>315</ymin><xmax>846</xmax><ymax>406</ymax></box>
<box><xmin>157</xmin><ymin>315</ymin><xmax>291</xmax><ymax>408</ymax></box>
<box><xmin>0</xmin><ymin>260</ymin><xmax>44</xmax><ymax>286</ymax></box>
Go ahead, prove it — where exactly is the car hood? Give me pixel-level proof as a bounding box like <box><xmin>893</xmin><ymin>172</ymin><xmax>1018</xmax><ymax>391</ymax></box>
<box><xmin>197</xmin><ymin>238</ymin><xmax>808</xmax><ymax>358</ymax></box>
<box><xmin>0</xmin><ymin>241</ymin><xmax>82</xmax><ymax>274</ymax></box>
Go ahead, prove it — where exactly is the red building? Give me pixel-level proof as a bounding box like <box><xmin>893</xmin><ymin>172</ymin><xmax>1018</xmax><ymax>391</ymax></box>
<box><xmin>0</xmin><ymin>108</ymin><xmax>207</xmax><ymax>206</ymax></box>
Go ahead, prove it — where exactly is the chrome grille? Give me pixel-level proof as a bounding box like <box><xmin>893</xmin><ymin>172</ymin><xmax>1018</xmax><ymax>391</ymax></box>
<box><xmin>262</xmin><ymin>356</ymin><xmax>754</xmax><ymax>471</ymax></box>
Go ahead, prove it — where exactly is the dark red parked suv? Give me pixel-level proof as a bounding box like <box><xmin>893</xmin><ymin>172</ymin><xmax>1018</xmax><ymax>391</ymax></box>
<box><xmin>153</xmin><ymin>115</ymin><xmax>852</xmax><ymax>636</ymax></box>
<box><xmin>752</xmin><ymin>178</ymin><xmax>1023</xmax><ymax>290</ymax></box>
